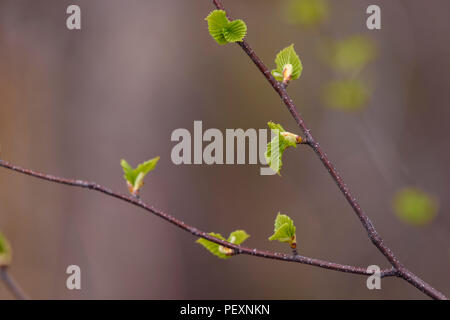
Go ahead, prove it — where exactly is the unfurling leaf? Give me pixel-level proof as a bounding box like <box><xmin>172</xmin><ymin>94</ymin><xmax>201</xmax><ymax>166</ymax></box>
<box><xmin>227</xmin><ymin>230</ymin><xmax>250</xmax><ymax>245</ymax></box>
<box><xmin>120</xmin><ymin>157</ymin><xmax>160</xmax><ymax>196</ymax></box>
<box><xmin>206</xmin><ymin>10</ymin><xmax>247</xmax><ymax>45</ymax></box>
<box><xmin>205</xmin><ymin>10</ymin><xmax>229</xmax><ymax>45</ymax></box>
<box><xmin>269</xmin><ymin>213</ymin><xmax>297</xmax><ymax>249</ymax></box>
<box><xmin>284</xmin><ymin>0</ymin><xmax>329</xmax><ymax>27</ymax></box>
<box><xmin>271</xmin><ymin>45</ymin><xmax>303</xmax><ymax>84</ymax></box>
<box><xmin>269</xmin><ymin>213</ymin><xmax>297</xmax><ymax>248</ymax></box>
<box><xmin>393</xmin><ymin>188</ymin><xmax>438</xmax><ymax>226</ymax></box>
<box><xmin>196</xmin><ymin>230</ymin><xmax>250</xmax><ymax>259</ymax></box>
<box><xmin>196</xmin><ymin>233</ymin><xmax>229</xmax><ymax>259</ymax></box>
<box><xmin>0</xmin><ymin>232</ymin><xmax>12</xmax><ymax>267</ymax></box>
<box><xmin>265</xmin><ymin>121</ymin><xmax>301</xmax><ymax>175</ymax></box>
<box><xmin>223</xmin><ymin>20</ymin><xmax>247</xmax><ymax>43</ymax></box>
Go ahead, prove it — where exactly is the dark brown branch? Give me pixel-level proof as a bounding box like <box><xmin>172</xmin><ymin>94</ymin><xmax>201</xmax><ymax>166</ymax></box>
<box><xmin>210</xmin><ymin>0</ymin><xmax>447</xmax><ymax>300</ymax></box>
<box><xmin>0</xmin><ymin>159</ymin><xmax>393</xmax><ymax>279</ymax></box>
<box><xmin>0</xmin><ymin>267</ymin><xmax>28</xmax><ymax>300</ymax></box>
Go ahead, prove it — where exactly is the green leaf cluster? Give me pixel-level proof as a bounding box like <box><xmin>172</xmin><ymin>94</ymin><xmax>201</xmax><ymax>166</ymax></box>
<box><xmin>196</xmin><ymin>230</ymin><xmax>250</xmax><ymax>259</ymax></box>
<box><xmin>269</xmin><ymin>213</ymin><xmax>297</xmax><ymax>248</ymax></box>
<box><xmin>0</xmin><ymin>232</ymin><xmax>12</xmax><ymax>267</ymax></box>
<box><xmin>271</xmin><ymin>45</ymin><xmax>303</xmax><ymax>83</ymax></box>
<box><xmin>393</xmin><ymin>188</ymin><xmax>438</xmax><ymax>226</ymax></box>
<box><xmin>206</xmin><ymin>10</ymin><xmax>247</xmax><ymax>45</ymax></box>
<box><xmin>121</xmin><ymin>157</ymin><xmax>160</xmax><ymax>195</ymax></box>
<box><xmin>265</xmin><ymin>121</ymin><xmax>301</xmax><ymax>175</ymax></box>
<box><xmin>196</xmin><ymin>214</ymin><xmax>299</xmax><ymax>259</ymax></box>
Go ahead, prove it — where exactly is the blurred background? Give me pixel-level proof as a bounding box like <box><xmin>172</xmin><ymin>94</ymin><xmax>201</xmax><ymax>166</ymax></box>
<box><xmin>0</xmin><ymin>0</ymin><xmax>449</xmax><ymax>299</ymax></box>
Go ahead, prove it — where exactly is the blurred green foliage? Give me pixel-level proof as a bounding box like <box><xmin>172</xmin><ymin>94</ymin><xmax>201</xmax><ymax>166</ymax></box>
<box><xmin>393</xmin><ymin>188</ymin><xmax>438</xmax><ymax>226</ymax></box>
<box><xmin>280</xmin><ymin>0</ymin><xmax>377</xmax><ymax>112</ymax></box>
<box><xmin>323</xmin><ymin>80</ymin><xmax>369</xmax><ymax>111</ymax></box>
<box><xmin>283</xmin><ymin>0</ymin><xmax>329</xmax><ymax>26</ymax></box>
<box><xmin>0</xmin><ymin>232</ymin><xmax>12</xmax><ymax>267</ymax></box>
<box><xmin>325</xmin><ymin>35</ymin><xmax>377</xmax><ymax>72</ymax></box>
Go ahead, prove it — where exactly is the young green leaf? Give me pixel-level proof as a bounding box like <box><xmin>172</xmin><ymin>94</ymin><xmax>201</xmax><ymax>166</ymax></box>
<box><xmin>269</xmin><ymin>213</ymin><xmax>297</xmax><ymax>249</ymax></box>
<box><xmin>205</xmin><ymin>10</ymin><xmax>229</xmax><ymax>45</ymax></box>
<box><xmin>265</xmin><ymin>121</ymin><xmax>301</xmax><ymax>175</ymax></box>
<box><xmin>0</xmin><ymin>232</ymin><xmax>12</xmax><ymax>267</ymax></box>
<box><xmin>120</xmin><ymin>156</ymin><xmax>160</xmax><ymax>196</ymax></box>
<box><xmin>196</xmin><ymin>233</ymin><xmax>229</xmax><ymax>259</ymax></box>
<box><xmin>227</xmin><ymin>230</ymin><xmax>250</xmax><ymax>245</ymax></box>
<box><xmin>271</xmin><ymin>45</ymin><xmax>303</xmax><ymax>84</ymax></box>
<box><xmin>223</xmin><ymin>20</ymin><xmax>247</xmax><ymax>43</ymax></box>
<box><xmin>196</xmin><ymin>230</ymin><xmax>250</xmax><ymax>259</ymax></box>
<box><xmin>205</xmin><ymin>10</ymin><xmax>247</xmax><ymax>45</ymax></box>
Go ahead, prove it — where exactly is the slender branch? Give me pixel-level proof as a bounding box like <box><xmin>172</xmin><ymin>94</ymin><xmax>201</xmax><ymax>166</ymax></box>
<box><xmin>210</xmin><ymin>0</ymin><xmax>447</xmax><ymax>300</ymax></box>
<box><xmin>0</xmin><ymin>2</ymin><xmax>445</xmax><ymax>300</ymax></box>
<box><xmin>0</xmin><ymin>159</ymin><xmax>394</xmax><ymax>279</ymax></box>
<box><xmin>0</xmin><ymin>267</ymin><xmax>28</xmax><ymax>300</ymax></box>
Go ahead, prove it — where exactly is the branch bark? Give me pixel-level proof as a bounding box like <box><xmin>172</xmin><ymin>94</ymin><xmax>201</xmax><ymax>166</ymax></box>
<box><xmin>0</xmin><ymin>1</ymin><xmax>446</xmax><ymax>300</ymax></box>
<box><xmin>0</xmin><ymin>267</ymin><xmax>28</xmax><ymax>300</ymax></box>
<box><xmin>0</xmin><ymin>159</ymin><xmax>395</xmax><ymax>280</ymax></box>
<box><xmin>210</xmin><ymin>0</ymin><xmax>447</xmax><ymax>300</ymax></box>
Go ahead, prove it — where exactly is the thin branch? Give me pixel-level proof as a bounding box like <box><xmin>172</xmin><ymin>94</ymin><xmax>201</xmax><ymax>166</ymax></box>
<box><xmin>0</xmin><ymin>159</ymin><xmax>393</xmax><ymax>278</ymax></box>
<box><xmin>210</xmin><ymin>0</ymin><xmax>447</xmax><ymax>300</ymax></box>
<box><xmin>0</xmin><ymin>2</ymin><xmax>445</xmax><ymax>300</ymax></box>
<box><xmin>0</xmin><ymin>267</ymin><xmax>28</xmax><ymax>300</ymax></box>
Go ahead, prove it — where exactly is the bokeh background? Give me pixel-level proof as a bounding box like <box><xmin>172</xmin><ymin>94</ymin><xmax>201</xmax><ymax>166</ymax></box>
<box><xmin>0</xmin><ymin>0</ymin><xmax>449</xmax><ymax>299</ymax></box>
